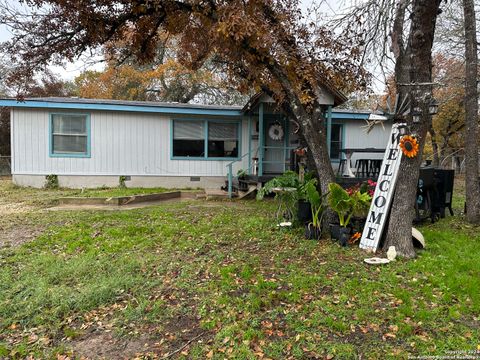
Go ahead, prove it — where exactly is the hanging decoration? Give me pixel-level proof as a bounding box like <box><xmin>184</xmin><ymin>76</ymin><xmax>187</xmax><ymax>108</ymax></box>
<box><xmin>290</xmin><ymin>119</ymin><xmax>300</xmax><ymax>134</ymax></box>
<box><xmin>399</xmin><ymin>135</ymin><xmax>419</xmax><ymax>158</ymax></box>
<box><xmin>268</xmin><ymin>123</ymin><xmax>284</xmax><ymax>141</ymax></box>
<box><xmin>294</xmin><ymin>147</ymin><xmax>306</xmax><ymax>157</ymax></box>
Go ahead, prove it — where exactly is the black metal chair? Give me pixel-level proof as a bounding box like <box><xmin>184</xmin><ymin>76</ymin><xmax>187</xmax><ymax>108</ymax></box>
<box><xmin>369</xmin><ymin>159</ymin><xmax>382</xmax><ymax>177</ymax></box>
<box><xmin>355</xmin><ymin>159</ymin><xmax>369</xmax><ymax>177</ymax></box>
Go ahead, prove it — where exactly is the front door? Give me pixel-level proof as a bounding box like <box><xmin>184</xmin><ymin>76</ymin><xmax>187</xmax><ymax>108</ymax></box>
<box><xmin>263</xmin><ymin>115</ymin><xmax>286</xmax><ymax>174</ymax></box>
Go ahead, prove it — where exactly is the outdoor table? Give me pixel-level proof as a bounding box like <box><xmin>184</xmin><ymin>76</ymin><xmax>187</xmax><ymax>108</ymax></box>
<box><xmin>339</xmin><ymin>148</ymin><xmax>386</xmax><ymax>178</ymax></box>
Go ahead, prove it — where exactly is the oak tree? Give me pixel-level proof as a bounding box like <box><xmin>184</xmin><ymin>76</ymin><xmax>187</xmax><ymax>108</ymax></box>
<box><xmin>0</xmin><ymin>71</ymin><xmax>75</xmax><ymax>156</ymax></box>
<box><xmin>338</xmin><ymin>0</ymin><xmax>442</xmax><ymax>257</ymax></box>
<box><xmin>0</xmin><ymin>0</ymin><xmax>367</xmax><ymax>198</ymax></box>
<box><xmin>76</xmin><ymin>34</ymin><xmax>249</xmax><ymax>104</ymax></box>
<box><xmin>376</xmin><ymin>0</ymin><xmax>442</xmax><ymax>258</ymax></box>
<box><xmin>462</xmin><ymin>0</ymin><xmax>480</xmax><ymax>223</ymax></box>
<box><xmin>431</xmin><ymin>54</ymin><xmax>465</xmax><ymax>167</ymax></box>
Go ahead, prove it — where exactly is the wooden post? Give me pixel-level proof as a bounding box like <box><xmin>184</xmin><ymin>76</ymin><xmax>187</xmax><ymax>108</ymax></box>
<box><xmin>326</xmin><ymin>105</ymin><xmax>332</xmax><ymax>156</ymax></box>
<box><xmin>258</xmin><ymin>103</ymin><xmax>264</xmax><ymax>177</ymax></box>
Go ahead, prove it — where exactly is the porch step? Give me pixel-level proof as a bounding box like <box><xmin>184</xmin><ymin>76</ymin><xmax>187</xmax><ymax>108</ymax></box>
<box><xmin>237</xmin><ymin>185</ymin><xmax>258</xmax><ymax>200</ymax></box>
<box><xmin>195</xmin><ymin>193</ymin><xmax>207</xmax><ymax>200</ymax></box>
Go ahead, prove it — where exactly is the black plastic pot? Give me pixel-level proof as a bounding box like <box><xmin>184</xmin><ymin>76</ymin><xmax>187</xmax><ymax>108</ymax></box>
<box><xmin>351</xmin><ymin>217</ymin><xmax>366</xmax><ymax>234</ymax></box>
<box><xmin>330</xmin><ymin>224</ymin><xmax>351</xmax><ymax>246</ymax></box>
<box><xmin>297</xmin><ymin>200</ymin><xmax>312</xmax><ymax>224</ymax></box>
<box><xmin>338</xmin><ymin>227</ymin><xmax>351</xmax><ymax>247</ymax></box>
<box><xmin>329</xmin><ymin>224</ymin><xmax>341</xmax><ymax>240</ymax></box>
<box><xmin>305</xmin><ymin>223</ymin><xmax>321</xmax><ymax>240</ymax></box>
<box><xmin>238</xmin><ymin>179</ymin><xmax>249</xmax><ymax>192</ymax></box>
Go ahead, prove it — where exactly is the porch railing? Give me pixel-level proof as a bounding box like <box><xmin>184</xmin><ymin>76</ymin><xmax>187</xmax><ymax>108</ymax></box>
<box><xmin>226</xmin><ymin>153</ymin><xmax>253</xmax><ymax>199</ymax></box>
<box><xmin>226</xmin><ymin>146</ymin><xmax>298</xmax><ymax>199</ymax></box>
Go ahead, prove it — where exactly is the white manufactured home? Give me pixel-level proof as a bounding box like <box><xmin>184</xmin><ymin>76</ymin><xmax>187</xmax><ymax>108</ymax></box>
<box><xmin>0</xmin><ymin>94</ymin><xmax>391</xmax><ymax>190</ymax></box>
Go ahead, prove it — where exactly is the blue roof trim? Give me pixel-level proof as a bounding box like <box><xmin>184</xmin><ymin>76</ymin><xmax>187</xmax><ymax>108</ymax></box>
<box><xmin>0</xmin><ymin>99</ymin><xmax>244</xmax><ymax>117</ymax></box>
<box><xmin>0</xmin><ymin>98</ymin><xmax>374</xmax><ymax>120</ymax></box>
<box><xmin>330</xmin><ymin>112</ymin><xmax>370</xmax><ymax>120</ymax></box>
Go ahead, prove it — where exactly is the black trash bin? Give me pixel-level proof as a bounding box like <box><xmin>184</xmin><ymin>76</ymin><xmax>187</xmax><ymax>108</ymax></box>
<box><xmin>414</xmin><ymin>167</ymin><xmax>455</xmax><ymax>223</ymax></box>
<box><xmin>415</xmin><ymin>167</ymin><xmax>436</xmax><ymax>223</ymax></box>
<box><xmin>432</xmin><ymin>169</ymin><xmax>455</xmax><ymax>218</ymax></box>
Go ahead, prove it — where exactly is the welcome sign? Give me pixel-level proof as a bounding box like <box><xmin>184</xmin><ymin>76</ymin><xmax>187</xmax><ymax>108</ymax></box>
<box><xmin>359</xmin><ymin>123</ymin><xmax>405</xmax><ymax>251</ymax></box>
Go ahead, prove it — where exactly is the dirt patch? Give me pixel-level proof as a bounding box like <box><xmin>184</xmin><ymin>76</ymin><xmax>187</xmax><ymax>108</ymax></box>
<box><xmin>70</xmin><ymin>314</ymin><xmax>210</xmax><ymax>359</ymax></box>
<box><xmin>0</xmin><ymin>225</ymin><xmax>44</xmax><ymax>248</ymax></box>
<box><xmin>0</xmin><ymin>203</ymin><xmax>37</xmax><ymax>215</ymax></box>
<box><xmin>71</xmin><ymin>332</ymin><xmax>158</xmax><ymax>360</ymax></box>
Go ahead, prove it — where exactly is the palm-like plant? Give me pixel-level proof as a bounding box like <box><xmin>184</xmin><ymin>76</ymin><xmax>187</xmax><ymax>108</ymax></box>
<box><xmin>328</xmin><ymin>183</ymin><xmax>371</xmax><ymax>227</ymax></box>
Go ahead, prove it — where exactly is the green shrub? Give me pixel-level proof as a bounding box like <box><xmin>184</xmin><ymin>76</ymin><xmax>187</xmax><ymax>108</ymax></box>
<box><xmin>44</xmin><ymin>174</ymin><xmax>59</xmax><ymax>189</ymax></box>
<box><xmin>119</xmin><ymin>176</ymin><xmax>127</xmax><ymax>188</ymax></box>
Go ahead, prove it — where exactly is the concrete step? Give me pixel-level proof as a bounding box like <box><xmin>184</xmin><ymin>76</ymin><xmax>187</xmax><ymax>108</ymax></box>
<box><xmin>205</xmin><ymin>189</ymin><xmax>232</xmax><ymax>200</ymax></box>
<box><xmin>195</xmin><ymin>193</ymin><xmax>207</xmax><ymax>200</ymax></box>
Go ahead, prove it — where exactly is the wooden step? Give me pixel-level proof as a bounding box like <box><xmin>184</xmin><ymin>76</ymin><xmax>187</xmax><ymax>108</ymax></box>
<box><xmin>237</xmin><ymin>185</ymin><xmax>257</xmax><ymax>200</ymax></box>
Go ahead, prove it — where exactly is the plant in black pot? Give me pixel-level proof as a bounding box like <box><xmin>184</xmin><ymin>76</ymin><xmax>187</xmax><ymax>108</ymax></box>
<box><xmin>347</xmin><ymin>181</ymin><xmax>375</xmax><ymax>234</ymax></box>
<box><xmin>296</xmin><ymin>172</ymin><xmax>317</xmax><ymax>224</ymax></box>
<box><xmin>237</xmin><ymin>169</ymin><xmax>249</xmax><ymax>192</ymax></box>
<box><xmin>303</xmin><ymin>179</ymin><xmax>325</xmax><ymax>240</ymax></box>
<box><xmin>328</xmin><ymin>183</ymin><xmax>372</xmax><ymax>246</ymax></box>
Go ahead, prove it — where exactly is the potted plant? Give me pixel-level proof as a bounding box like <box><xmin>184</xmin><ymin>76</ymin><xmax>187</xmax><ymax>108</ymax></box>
<box><xmin>296</xmin><ymin>173</ymin><xmax>317</xmax><ymax>224</ymax></box>
<box><xmin>327</xmin><ymin>183</ymin><xmax>372</xmax><ymax>246</ymax></box>
<box><xmin>257</xmin><ymin>171</ymin><xmax>299</xmax><ymax>221</ymax></box>
<box><xmin>348</xmin><ymin>180</ymin><xmax>375</xmax><ymax>233</ymax></box>
<box><xmin>257</xmin><ymin>170</ymin><xmax>299</xmax><ymax>200</ymax></box>
<box><xmin>304</xmin><ymin>179</ymin><xmax>325</xmax><ymax>240</ymax></box>
<box><xmin>237</xmin><ymin>169</ymin><xmax>249</xmax><ymax>192</ymax></box>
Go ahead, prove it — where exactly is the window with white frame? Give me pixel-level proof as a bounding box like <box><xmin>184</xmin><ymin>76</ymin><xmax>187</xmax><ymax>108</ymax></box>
<box><xmin>172</xmin><ymin>120</ymin><xmax>239</xmax><ymax>159</ymax></box>
<box><xmin>50</xmin><ymin>114</ymin><xmax>90</xmax><ymax>156</ymax></box>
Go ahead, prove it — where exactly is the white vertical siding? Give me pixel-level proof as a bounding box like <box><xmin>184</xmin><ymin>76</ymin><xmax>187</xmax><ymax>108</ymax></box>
<box><xmin>10</xmin><ymin>109</ymin><xmax>15</xmax><ymax>173</ymax></box>
<box><xmin>344</xmin><ymin>120</ymin><xmax>392</xmax><ymax>165</ymax></box>
<box><xmin>12</xmin><ymin>108</ymin><xmax>248</xmax><ymax>177</ymax></box>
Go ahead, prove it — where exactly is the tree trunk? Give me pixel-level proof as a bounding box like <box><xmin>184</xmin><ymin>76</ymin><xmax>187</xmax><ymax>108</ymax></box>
<box><xmin>463</xmin><ymin>0</ymin><xmax>480</xmax><ymax>223</ymax></box>
<box><xmin>299</xmin><ymin>113</ymin><xmax>335</xmax><ymax>196</ymax></box>
<box><xmin>384</xmin><ymin>0</ymin><xmax>441</xmax><ymax>258</ymax></box>
<box><xmin>429</xmin><ymin>126</ymin><xmax>440</xmax><ymax>166</ymax></box>
<box><xmin>297</xmin><ymin>132</ymin><xmax>319</xmax><ymax>177</ymax></box>
<box><xmin>279</xmin><ymin>94</ymin><xmax>336</xmax><ymax>196</ymax></box>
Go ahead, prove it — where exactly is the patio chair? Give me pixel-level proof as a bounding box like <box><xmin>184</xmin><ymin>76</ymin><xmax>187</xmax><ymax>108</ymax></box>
<box><xmin>355</xmin><ymin>159</ymin><xmax>369</xmax><ymax>177</ymax></box>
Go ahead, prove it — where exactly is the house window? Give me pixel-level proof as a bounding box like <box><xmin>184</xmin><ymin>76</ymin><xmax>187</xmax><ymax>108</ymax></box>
<box><xmin>50</xmin><ymin>113</ymin><xmax>90</xmax><ymax>157</ymax></box>
<box><xmin>208</xmin><ymin>122</ymin><xmax>238</xmax><ymax>158</ymax></box>
<box><xmin>330</xmin><ymin>124</ymin><xmax>343</xmax><ymax>160</ymax></box>
<box><xmin>172</xmin><ymin>120</ymin><xmax>240</xmax><ymax>159</ymax></box>
<box><xmin>173</xmin><ymin>121</ymin><xmax>205</xmax><ymax>157</ymax></box>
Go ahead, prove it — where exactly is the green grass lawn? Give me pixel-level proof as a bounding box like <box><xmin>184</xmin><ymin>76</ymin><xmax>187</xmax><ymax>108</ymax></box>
<box><xmin>0</xmin><ymin>178</ymin><xmax>478</xmax><ymax>359</ymax></box>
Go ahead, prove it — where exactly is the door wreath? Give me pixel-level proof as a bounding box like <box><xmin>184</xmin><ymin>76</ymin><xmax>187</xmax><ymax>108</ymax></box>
<box><xmin>268</xmin><ymin>123</ymin><xmax>284</xmax><ymax>141</ymax></box>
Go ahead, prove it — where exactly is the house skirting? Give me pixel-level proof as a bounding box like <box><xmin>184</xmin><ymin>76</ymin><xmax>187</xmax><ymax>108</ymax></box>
<box><xmin>12</xmin><ymin>174</ymin><xmax>226</xmax><ymax>189</ymax></box>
